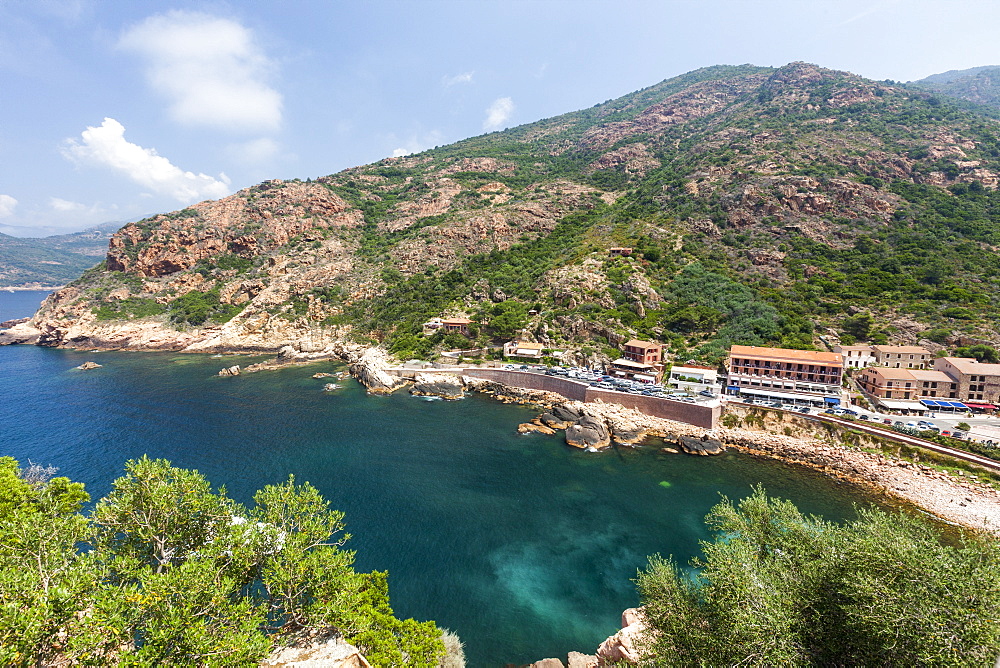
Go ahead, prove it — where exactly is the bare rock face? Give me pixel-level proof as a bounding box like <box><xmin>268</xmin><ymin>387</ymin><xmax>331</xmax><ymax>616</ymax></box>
<box><xmin>596</xmin><ymin>608</ymin><xmax>648</xmax><ymax>665</ymax></box>
<box><xmin>0</xmin><ymin>317</ymin><xmax>28</xmax><ymax>329</ymax></box>
<box><xmin>529</xmin><ymin>659</ymin><xmax>565</xmax><ymax>668</ymax></box>
<box><xmin>75</xmin><ymin>361</ymin><xmax>102</xmax><ymax>370</ymax></box>
<box><xmin>410</xmin><ymin>372</ymin><xmax>465</xmax><ymax>400</ymax></box>
<box><xmin>218</xmin><ymin>365</ymin><xmax>241</xmax><ymax>376</ymax></box>
<box><xmin>565</xmin><ymin>414</ymin><xmax>612</xmax><ymax>450</ymax></box>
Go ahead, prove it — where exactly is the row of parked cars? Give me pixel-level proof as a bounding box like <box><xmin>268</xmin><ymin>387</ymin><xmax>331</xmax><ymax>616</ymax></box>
<box><xmin>540</xmin><ymin>366</ymin><xmax>718</xmax><ymax>402</ymax></box>
<box><xmin>822</xmin><ymin>410</ymin><xmax>969</xmax><ymax>439</ymax></box>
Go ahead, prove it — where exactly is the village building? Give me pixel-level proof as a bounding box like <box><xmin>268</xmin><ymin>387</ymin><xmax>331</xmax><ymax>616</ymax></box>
<box><xmin>668</xmin><ymin>364</ymin><xmax>719</xmax><ymax>392</ymax></box>
<box><xmin>441</xmin><ymin>317</ymin><xmax>472</xmax><ymax>336</ymax></box>
<box><xmin>834</xmin><ymin>344</ymin><xmax>876</xmax><ymax>369</ymax></box>
<box><xmin>871</xmin><ymin>345</ymin><xmax>932</xmax><ymax>369</ymax></box>
<box><xmin>725</xmin><ymin>345</ymin><xmax>844</xmax><ymax>406</ymax></box>
<box><xmin>933</xmin><ymin>357</ymin><xmax>1000</xmax><ymax>410</ymax></box>
<box><xmin>503</xmin><ymin>341</ymin><xmax>545</xmax><ymax>360</ymax></box>
<box><xmin>610</xmin><ymin>339</ymin><xmax>665</xmax><ymax>383</ymax></box>
<box><xmin>857</xmin><ymin>367</ymin><xmax>958</xmax><ymax>414</ymax></box>
<box><xmin>608</xmin><ymin>247</ymin><xmax>633</xmax><ymax>257</ymax></box>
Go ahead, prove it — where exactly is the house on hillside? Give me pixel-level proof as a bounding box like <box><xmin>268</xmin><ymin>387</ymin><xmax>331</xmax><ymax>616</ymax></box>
<box><xmin>610</xmin><ymin>339</ymin><xmax>665</xmax><ymax>382</ymax></box>
<box><xmin>503</xmin><ymin>341</ymin><xmax>545</xmax><ymax>360</ymax></box>
<box><xmin>608</xmin><ymin>247</ymin><xmax>633</xmax><ymax>257</ymax></box>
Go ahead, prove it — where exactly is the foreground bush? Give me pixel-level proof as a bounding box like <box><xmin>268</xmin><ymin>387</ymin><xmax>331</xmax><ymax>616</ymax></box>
<box><xmin>0</xmin><ymin>456</ymin><xmax>443</xmax><ymax>667</ymax></box>
<box><xmin>637</xmin><ymin>489</ymin><xmax>1000</xmax><ymax>666</ymax></box>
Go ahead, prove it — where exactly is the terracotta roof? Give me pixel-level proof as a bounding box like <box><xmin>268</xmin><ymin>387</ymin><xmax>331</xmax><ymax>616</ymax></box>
<box><xmin>938</xmin><ymin>356</ymin><xmax>1000</xmax><ymax>376</ymax></box>
<box><xmin>909</xmin><ymin>369</ymin><xmax>955</xmax><ymax>383</ymax></box>
<box><xmin>729</xmin><ymin>345</ymin><xmax>842</xmax><ymax>365</ymax></box>
<box><xmin>442</xmin><ymin>317</ymin><xmax>471</xmax><ymax>324</ymax></box>
<box><xmin>611</xmin><ymin>358</ymin><xmax>655</xmax><ymax>369</ymax></box>
<box><xmin>872</xmin><ymin>345</ymin><xmax>931</xmax><ymax>354</ymax></box>
<box><xmin>623</xmin><ymin>339</ymin><xmax>661</xmax><ymax>349</ymax></box>
<box><xmin>862</xmin><ymin>367</ymin><xmax>918</xmax><ymax>381</ymax></box>
<box><xmin>511</xmin><ymin>341</ymin><xmax>544</xmax><ymax>350</ymax></box>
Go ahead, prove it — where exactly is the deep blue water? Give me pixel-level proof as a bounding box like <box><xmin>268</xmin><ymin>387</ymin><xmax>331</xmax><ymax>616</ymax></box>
<box><xmin>0</xmin><ymin>293</ymin><xmax>878</xmax><ymax>665</ymax></box>
<box><xmin>0</xmin><ymin>288</ymin><xmax>50</xmax><ymax>322</ymax></box>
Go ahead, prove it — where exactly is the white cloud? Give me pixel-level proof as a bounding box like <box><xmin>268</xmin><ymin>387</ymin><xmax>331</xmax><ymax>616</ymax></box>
<box><xmin>49</xmin><ymin>197</ymin><xmax>86</xmax><ymax>212</ymax></box>
<box><xmin>63</xmin><ymin>118</ymin><xmax>231</xmax><ymax>202</ymax></box>
<box><xmin>119</xmin><ymin>10</ymin><xmax>282</xmax><ymax>133</ymax></box>
<box><xmin>442</xmin><ymin>71</ymin><xmax>474</xmax><ymax>86</ymax></box>
<box><xmin>483</xmin><ymin>97</ymin><xmax>514</xmax><ymax>131</ymax></box>
<box><xmin>0</xmin><ymin>194</ymin><xmax>17</xmax><ymax>217</ymax></box>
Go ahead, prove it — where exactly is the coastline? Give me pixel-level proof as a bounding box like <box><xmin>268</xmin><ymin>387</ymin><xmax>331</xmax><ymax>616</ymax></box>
<box><xmin>0</xmin><ymin>285</ymin><xmax>63</xmax><ymax>291</ymax></box>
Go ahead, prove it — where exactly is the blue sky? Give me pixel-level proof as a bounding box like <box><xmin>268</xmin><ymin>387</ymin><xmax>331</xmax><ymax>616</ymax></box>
<box><xmin>3</xmin><ymin>0</ymin><xmax>999</xmax><ymax>237</ymax></box>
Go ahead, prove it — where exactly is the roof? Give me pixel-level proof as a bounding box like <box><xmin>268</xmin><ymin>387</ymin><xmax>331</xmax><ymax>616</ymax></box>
<box><xmin>623</xmin><ymin>339</ymin><xmax>662</xmax><ymax>349</ymax></box>
<box><xmin>909</xmin><ymin>369</ymin><xmax>955</xmax><ymax>383</ymax></box>
<box><xmin>877</xmin><ymin>398</ymin><xmax>927</xmax><ymax>410</ymax></box>
<box><xmin>862</xmin><ymin>367</ymin><xmax>916</xmax><ymax>381</ymax></box>
<box><xmin>671</xmin><ymin>365</ymin><xmax>717</xmax><ymax>374</ymax></box>
<box><xmin>835</xmin><ymin>345</ymin><xmax>874</xmax><ymax>353</ymax></box>
<box><xmin>937</xmin><ymin>356</ymin><xmax>1000</xmax><ymax>376</ymax></box>
<box><xmin>611</xmin><ymin>358</ymin><xmax>655</xmax><ymax>370</ymax></box>
<box><xmin>442</xmin><ymin>317</ymin><xmax>472</xmax><ymax>324</ymax></box>
<box><xmin>729</xmin><ymin>345</ymin><xmax>842</xmax><ymax>365</ymax></box>
<box><xmin>510</xmin><ymin>341</ymin><xmax>544</xmax><ymax>350</ymax></box>
<box><xmin>872</xmin><ymin>345</ymin><xmax>931</xmax><ymax>355</ymax></box>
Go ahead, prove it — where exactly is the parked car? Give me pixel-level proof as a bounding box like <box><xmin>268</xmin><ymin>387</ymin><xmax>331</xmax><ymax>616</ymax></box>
<box><xmin>842</xmin><ymin>409</ymin><xmax>858</xmax><ymax>416</ymax></box>
<box><xmin>883</xmin><ymin>418</ymin><xmax>893</xmax><ymax>425</ymax></box>
<box><xmin>699</xmin><ymin>390</ymin><xmax>717</xmax><ymax>398</ymax></box>
<box><xmin>941</xmin><ymin>430</ymin><xmax>952</xmax><ymax>437</ymax></box>
<box><xmin>858</xmin><ymin>414</ymin><xmax>870</xmax><ymax>421</ymax></box>
<box><xmin>952</xmin><ymin>431</ymin><xmax>967</xmax><ymax>439</ymax></box>
<box><xmin>904</xmin><ymin>421</ymin><xmax>919</xmax><ymax>429</ymax></box>
<box><xmin>798</xmin><ymin>407</ymin><xmax>811</xmax><ymax>414</ymax></box>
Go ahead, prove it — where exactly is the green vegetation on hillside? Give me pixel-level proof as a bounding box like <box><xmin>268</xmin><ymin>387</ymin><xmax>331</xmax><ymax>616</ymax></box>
<box><xmin>0</xmin><ymin>457</ymin><xmax>444</xmax><ymax>667</ymax></box>
<box><xmin>637</xmin><ymin>489</ymin><xmax>1000</xmax><ymax>666</ymax></box>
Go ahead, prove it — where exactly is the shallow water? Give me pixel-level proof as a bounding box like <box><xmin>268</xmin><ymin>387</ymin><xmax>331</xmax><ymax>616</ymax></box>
<box><xmin>0</xmin><ymin>293</ymin><xmax>878</xmax><ymax>665</ymax></box>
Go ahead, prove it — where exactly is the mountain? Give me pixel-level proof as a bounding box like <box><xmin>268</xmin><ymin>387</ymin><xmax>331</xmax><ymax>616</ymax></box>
<box><xmin>0</xmin><ymin>222</ymin><xmax>121</xmax><ymax>287</ymax></box>
<box><xmin>910</xmin><ymin>66</ymin><xmax>1000</xmax><ymax>110</ymax></box>
<box><xmin>10</xmin><ymin>62</ymin><xmax>1000</xmax><ymax>364</ymax></box>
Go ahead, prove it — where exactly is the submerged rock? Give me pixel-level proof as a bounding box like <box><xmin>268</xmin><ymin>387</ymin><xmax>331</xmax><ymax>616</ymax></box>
<box><xmin>518</xmin><ymin>422</ymin><xmax>557</xmax><ymax>435</ymax></box>
<box><xmin>76</xmin><ymin>361</ymin><xmax>102</xmax><ymax>370</ymax></box>
<box><xmin>313</xmin><ymin>372</ymin><xmax>336</xmax><ymax>379</ymax></box>
<box><xmin>410</xmin><ymin>372</ymin><xmax>464</xmax><ymax>400</ymax></box>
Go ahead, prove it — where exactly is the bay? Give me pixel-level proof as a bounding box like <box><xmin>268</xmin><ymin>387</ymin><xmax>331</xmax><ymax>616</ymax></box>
<box><xmin>0</xmin><ymin>291</ymin><xmax>879</xmax><ymax>665</ymax></box>
<box><xmin>0</xmin><ymin>288</ymin><xmax>52</xmax><ymax>322</ymax></box>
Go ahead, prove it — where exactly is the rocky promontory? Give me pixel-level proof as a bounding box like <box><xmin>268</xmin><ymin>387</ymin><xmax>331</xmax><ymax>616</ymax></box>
<box><xmin>410</xmin><ymin>372</ymin><xmax>464</xmax><ymax>400</ymax></box>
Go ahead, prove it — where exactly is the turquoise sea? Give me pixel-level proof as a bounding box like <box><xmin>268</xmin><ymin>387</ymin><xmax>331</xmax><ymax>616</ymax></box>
<box><xmin>0</xmin><ymin>291</ymin><xmax>877</xmax><ymax>665</ymax></box>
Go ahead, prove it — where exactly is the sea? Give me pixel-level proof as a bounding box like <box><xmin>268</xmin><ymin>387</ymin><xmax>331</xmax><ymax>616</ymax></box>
<box><xmin>0</xmin><ymin>290</ymin><xmax>877</xmax><ymax>665</ymax></box>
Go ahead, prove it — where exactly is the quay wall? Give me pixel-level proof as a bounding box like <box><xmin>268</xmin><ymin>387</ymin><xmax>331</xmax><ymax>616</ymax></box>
<box><xmin>389</xmin><ymin>367</ymin><xmax>719</xmax><ymax>429</ymax></box>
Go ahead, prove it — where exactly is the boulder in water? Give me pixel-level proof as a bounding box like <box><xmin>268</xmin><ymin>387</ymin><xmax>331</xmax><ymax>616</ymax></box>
<box><xmin>218</xmin><ymin>365</ymin><xmax>241</xmax><ymax>377</ymax></box>
<box><xmin>677</xmin><ymin>434</ymin><xmax>725</xmax><ymax>456</ymax></box>
<box><xmin>565</xmin><ymin>415</ymin><xmax>611</xmax><ymax>450</ymax></box>
<box><xmin>76</xmin><ymin>361</ymin><xmax>102</xmax><ymax>370</ymax></box>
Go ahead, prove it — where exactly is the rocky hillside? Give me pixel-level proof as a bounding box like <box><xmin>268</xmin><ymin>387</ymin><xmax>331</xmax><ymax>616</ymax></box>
<box><xmin>0</xmin><ymin>222</ymin><xmax>120</xmax><ymax>287</ymax></box>
<box><xmin>8</xmin><ymin>62</ymin><xmax>1000</xmax><ymax>364</ymax></box>
<box><xmin>910</xmin><ymin>66</ymin><xmax>1000</xmax><ymax>110</ymax></box>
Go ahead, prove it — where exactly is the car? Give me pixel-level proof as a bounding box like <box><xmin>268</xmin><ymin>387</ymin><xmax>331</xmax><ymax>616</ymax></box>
<box><xmin>519</xmin><ymin>365</ymin><xmax>529</xmax><ymax>370</ymax></box>
<box><xmin>883</xmin><ymin>418</ymin><xmax>893</xmax><ymax>425</ymax></box>
<box><xmin>904</xmin><ymin>421</ymin><xmax>919</xmax><ymax>429</ymax></box>
<box><xmin>842</xmin><ymin>409</ymin><xmax>858</xmax><ymax>416</ymax></box>
<box><xmin>595</xmin><ymin>381</ymin><xmax>614</xmax><ymax>390</ymax></box>
<box><xmin>918</xmin><ymin>420</ymin><xmax>933</xmax><ymax>427</ymax></box>
<box><xmin>941</xmin><ymin>430</ymin><xmax>952</xmax><ymax>437</ymax></box>
<box><xmin>798</xmin><ymin>407</ymin><xmax>811</xmax><ymax>414</ymax></box>
<box><xmin>927</xmin><ymin>426</ymin><xmax>941</xmax><ymax>433</ymax></box>
<box><xmin>893</xmin><ymin>421</ymin><xmax>904</xmax><ymax>427</ymax></box>
<box><xmin>952</xmin><ymin>431</ymin><xmax>967</xmax><ymax>439</ymax></box>
<box><xmin>699</xmin><ymin>390</ymin><xmax>717</xmax><ymax>398</ymax></box>
<box><xmin>858</xmin><ymin>414</ymin><xmax>870</xmax><ymax>421</ymax></box>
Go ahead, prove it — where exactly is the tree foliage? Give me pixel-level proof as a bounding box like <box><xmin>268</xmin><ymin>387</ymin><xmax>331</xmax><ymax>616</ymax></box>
<box><xmin>636</xmin><ymin>489</ymin><xmax>1000</xmax><ymax>666</ymax></box>
<box><xmin>0</xmin><ymin>457</ymin><xmax>444</xmax><ymax>667</ymax></box>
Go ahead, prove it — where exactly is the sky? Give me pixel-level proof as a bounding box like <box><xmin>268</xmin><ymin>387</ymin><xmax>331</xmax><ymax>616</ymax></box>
<box><xmin>2</xmin><ymin>0</ymin><xmax>1000</xmax><ymax>237</ymax></box>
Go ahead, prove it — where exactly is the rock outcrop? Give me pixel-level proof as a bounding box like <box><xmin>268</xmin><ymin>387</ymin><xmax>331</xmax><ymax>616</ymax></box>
<box><xmin>565</xmin><ymin>414</ymin><xmax>612</xmax><ymax>450</ymax></box>
<box><xmin>595</xmin><ymin>608</ymin><xmax>648</xmax><ymax>665</ymax></box>
<box><xmin>410</xmin><ymin>372</ymin><xmax>464</xmax><ymax>400</ymax></box>
<box><xmin>349</xmin><ymin>347</ymin><xmax>408</xmax><ymax>394</ymax></box>
<box><xmin>261</xmin><ymin>633</ymin><xmax>370</xmax><ymax>667</ymax></box>
<box><xmin>218</xmin><ymin>365</ymin><xmax>241</xmax><ymax>376</ymax></box>
<box><xmin>677</xmin><ymin>434</ymin><xmax>725</xmax><ymax>456</ymax></box>
<box><xmin>75</xmin><ymin>361</ymin><xmax>102</xmax><ymax>370</ymax></box>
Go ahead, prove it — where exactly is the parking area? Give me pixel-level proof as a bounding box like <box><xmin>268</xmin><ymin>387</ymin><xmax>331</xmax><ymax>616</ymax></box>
<box><xmin>501</xmin><ymin>363</ymin><xmax>720</xmax><ymax>406</ymax></box>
